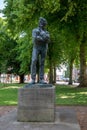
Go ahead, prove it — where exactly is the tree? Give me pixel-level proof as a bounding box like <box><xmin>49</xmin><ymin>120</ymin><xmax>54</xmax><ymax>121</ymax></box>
<box><xmin>2</xmin><ymin>0</ymin><xmax>87</xmax><ymax>86</ymax></box>
<box><xmin>0</xmin><ymin>18</ymin><xmax>25</xmax><ymax>83</ymax></box>
<box><xmin>0</xmin><ymin>19</ymin><xmax>17</xmax><ymax>74</ymax></box>
<box><xmin>66</xmin><ymin>0</ymin><xmax>87</xmax><ymax>87</ymax></box>
<box><xmin>47</xmin><ymin>0</ymin><xmax>87</xmax><ymax>87</ymax></box>
<box><xmin>2</xmin><ymin>0</ymin><xmax>63</xmax><ymax>83</ymax></box>
<box><xmin>79</xmin><ymin>34</ymin><xmax>87</xmax><ymax>87</ymax></box>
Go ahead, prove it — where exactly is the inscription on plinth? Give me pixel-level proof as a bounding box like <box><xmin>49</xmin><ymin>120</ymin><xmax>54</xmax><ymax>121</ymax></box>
<box><xmin>17</xmin><ymin>84</ymin><xmax>55</xmax><ymax>122</ymax></box>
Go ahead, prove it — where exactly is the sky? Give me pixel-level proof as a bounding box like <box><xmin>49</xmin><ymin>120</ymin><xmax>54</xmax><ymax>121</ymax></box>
<box><xmin>0</xmin><ymin>0</ymin><xmax>5</xmax><ymax>17</ymax></box>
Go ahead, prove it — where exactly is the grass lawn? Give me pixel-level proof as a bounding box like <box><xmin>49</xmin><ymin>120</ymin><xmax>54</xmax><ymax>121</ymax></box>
<box><xmin>0</xmin><ymin>83</ymin><xmax>87</xmax><ymax>106</ymax></box>
<box><xmin>56</xmin><ymin>85</ymin><xmax>87</xmax><ymax>105</ymax></box>
<box><xmin>0</xmin><ymin>83</ymin><xmax>23</xmax><ymax>106</ymax></box>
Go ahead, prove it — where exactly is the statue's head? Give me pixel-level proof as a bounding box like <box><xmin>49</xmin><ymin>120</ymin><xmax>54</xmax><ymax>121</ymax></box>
<box><xmin>39</xmin><ymin>17</ymin><xmax>47</xmax><ymax>28</ymax></box>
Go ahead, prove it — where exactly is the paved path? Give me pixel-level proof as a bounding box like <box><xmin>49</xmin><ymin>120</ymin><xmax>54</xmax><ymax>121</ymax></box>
<box><xmin>0</xmin><ymin>107</ymin><xmax>80</xmax><ymax>130</ymax></box>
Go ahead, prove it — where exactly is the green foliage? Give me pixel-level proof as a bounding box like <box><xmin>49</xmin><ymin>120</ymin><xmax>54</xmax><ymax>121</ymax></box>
<box><xmin>0</xmin><ymin>18</ymin><xmax>16</xmax><ymax>73</ymax></box>
<box><xmin>43</xmin><ymin>0</ymin><xmax>60</xmax><ymax>14</ymax></box>
<box><xmin>1</xmin><ymin>0</ymin><xmax>87</xmax><ymax>83</ymax></box>
<box><xmin>16</xmin><ymin>32</ymin><xmax>32</xmax><ymax>74</ymax></box>
<box><xmin>0</xmin><ymin>18</ymin><xmax>25</xmax><ymax>75</ymax></box>
<box><xmin>0</xmin><ymin>18</ymin><xmax>31</xmax><ymax>75</ymax></box>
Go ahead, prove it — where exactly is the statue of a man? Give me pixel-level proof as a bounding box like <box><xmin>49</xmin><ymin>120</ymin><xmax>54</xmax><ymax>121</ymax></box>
<box><xmin>30</xmin><ymin>17</ymin><xmax>50</xmax><ymax>84</ymax></box>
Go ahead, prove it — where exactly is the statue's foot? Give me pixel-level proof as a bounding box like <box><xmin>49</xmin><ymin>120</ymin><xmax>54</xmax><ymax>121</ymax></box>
<box><xmin>39</xmin><ymin>79</ymin><xmax>47</xmax><ymax>84</ymax></box>
<box><xmin>29</xmin><ymin>80</ymin><xmax>35</xmax><ymax>84</ymax></box>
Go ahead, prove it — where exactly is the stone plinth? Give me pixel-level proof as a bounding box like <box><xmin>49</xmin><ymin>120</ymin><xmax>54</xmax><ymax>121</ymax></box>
<box><xmin>17</xmin><ymin>84</ymin><xmax>55</xmax><ymax>122</ymax></box>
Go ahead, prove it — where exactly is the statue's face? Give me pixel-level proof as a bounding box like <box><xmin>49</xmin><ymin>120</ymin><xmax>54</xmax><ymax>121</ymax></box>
<box><xmin>39</xmin><ymin>21</ymin><xmax>46</xmax><ymax>28</ymax></box>
<box><xmin>39</xmin><ymin>17</ymin><xmax>47</xmax><ymax>28</ymax></box>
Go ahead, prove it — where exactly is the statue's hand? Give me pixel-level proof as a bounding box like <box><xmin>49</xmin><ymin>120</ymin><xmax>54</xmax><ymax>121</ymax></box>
<box><xmin>42</xmin><ymin>33</ymin><xmax>50</xmax><ymax>42</ymax></box>
<box><xmin>36</xmin><ymin>35</ymin><xmax>43</xmax><ymax>41</ymax></box>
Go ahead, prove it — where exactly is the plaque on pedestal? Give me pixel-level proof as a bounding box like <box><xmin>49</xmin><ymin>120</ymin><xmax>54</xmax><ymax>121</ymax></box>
<box><xmin>17</xmin><ymin>84</ymin><xmax>55</xmax><ymax>122</ymax></box>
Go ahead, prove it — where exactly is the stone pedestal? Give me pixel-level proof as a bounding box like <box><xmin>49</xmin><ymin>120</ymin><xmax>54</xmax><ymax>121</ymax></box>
<box><xmin>17</xmin><ymin>84</ymin><xmax>55</xmax><ymax>122</ymax></box>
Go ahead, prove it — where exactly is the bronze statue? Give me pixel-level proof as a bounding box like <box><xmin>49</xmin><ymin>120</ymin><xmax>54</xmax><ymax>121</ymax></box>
<box><xmin>30</xmin><ymin>17</ymin><xmax>50</xmax><ymax>84</ymax></box>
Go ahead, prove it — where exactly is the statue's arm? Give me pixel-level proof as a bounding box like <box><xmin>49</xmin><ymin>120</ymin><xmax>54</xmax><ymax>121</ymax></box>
<box><xmin>32</xmin><ymin>29</ymin><xmax>43</xmax><ymax>42</ymax></box>
<box><xmin>44</xmin><ymin>31</ymin><xmax>50</xmax><ymax>43</ymax></box>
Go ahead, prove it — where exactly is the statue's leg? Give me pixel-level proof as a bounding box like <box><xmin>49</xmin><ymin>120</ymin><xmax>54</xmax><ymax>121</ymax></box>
<box><xmin>39</xmin><ymin>48</ymin><xmax>46</xmax><ymax>81</ymax></box>
<box><xmin>31</xmin><ymin>48</ymin><xmax>38</xmax><ymax>82</ymax></box>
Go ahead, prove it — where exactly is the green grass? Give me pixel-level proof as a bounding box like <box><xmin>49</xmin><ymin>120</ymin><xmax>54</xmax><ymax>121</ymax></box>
<box><xmin>0</xmin><ymin>83</ymin><xmax>87</xmax><ymax>106</ymax></box>
<box><xmin>0</xmin><ymin>83</ymin><xmax>23</xmax><ymax>106</ymax></box>
<box><xmin>56</xmin><ymin>85</ymin><xmax>87</xmax><ymax>105</ymax></box>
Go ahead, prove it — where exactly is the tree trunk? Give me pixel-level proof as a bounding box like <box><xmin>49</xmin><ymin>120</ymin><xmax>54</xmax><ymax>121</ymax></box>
<box><xmin>68</xmin><ymin>59</ymin><xmax>74</xmax><ymax>85</ymax></box>
<box><xmin>53</xmin><ymin>65</ymin><xmax>56</xmax><ymax>83</ymax></box>
<box><xmin>78</xmin><ymin>41</ymin><xmax>87</xmax><ymax>87</ymax></box>
<box><xmin>19</xmin><ymin>74</ymin><xmax>24</xmax><ymax>83</ymax></box>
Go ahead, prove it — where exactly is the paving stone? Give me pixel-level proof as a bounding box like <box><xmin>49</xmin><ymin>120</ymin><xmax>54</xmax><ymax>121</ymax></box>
<box><xmin>0</xmin><ymin>108</ymin><xmax>80</xmax><ymax>130</ymax></box>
